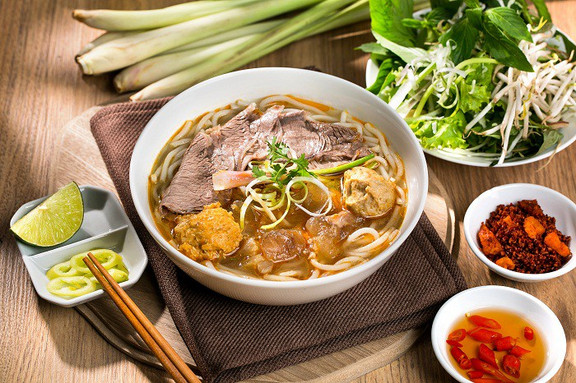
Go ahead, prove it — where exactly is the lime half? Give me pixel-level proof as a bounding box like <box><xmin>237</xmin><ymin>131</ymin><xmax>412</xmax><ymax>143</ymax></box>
<box><xmin>11</xmin><ymin>182</ymin><xmax>84</xmax><ymax>247</ymax></box>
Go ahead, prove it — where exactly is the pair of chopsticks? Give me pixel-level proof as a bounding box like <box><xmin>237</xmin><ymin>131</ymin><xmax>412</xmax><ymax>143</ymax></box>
<box><xmin>83</xmin><ymin>252</ymin><xmax>201</xmax><ymax>383</ymax></box>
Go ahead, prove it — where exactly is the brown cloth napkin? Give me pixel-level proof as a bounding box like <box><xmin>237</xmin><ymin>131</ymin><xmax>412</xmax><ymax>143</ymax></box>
<box><xmin>90</xmin><ymin>98</ymin><xmax>467</xmax><ymax>383</ymax></box>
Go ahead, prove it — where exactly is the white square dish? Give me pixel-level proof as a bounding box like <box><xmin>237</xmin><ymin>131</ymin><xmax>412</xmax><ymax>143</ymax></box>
<box><xmin>10</xmin><ymin>185</ymin><xmax>148</xmax><ymax>307</ymax></box>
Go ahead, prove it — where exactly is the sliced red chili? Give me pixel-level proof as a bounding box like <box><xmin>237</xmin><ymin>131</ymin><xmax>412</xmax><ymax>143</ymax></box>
<box><xmin>502</xmin><ymin>354</ymin><xmax>521</xmax><ymax>378</ymax></box>
<box><xmin>524</xmin><ymin>326</ymin><xmax>534</xmax><ymax>341</ymax></box>
<box><xmin>467</xmin><ymin>370</ymin><xmax>484</xmax><ymax>379</ymax></box>
<box><xmin>468</xmin><ymin>327</ymin><xmax>503</xmax><ymax>343</ymax></box>
<box><xmin>471</xmin><ymin>358</ymin><xmax>513</xmax><ymax>383</ymax></box>
<box><xmin>450</xmin><ymin>347</ymin><xmax>472</xmax><ymax>370</ymax></box>
<box><xmin>509</xmin><ymin>345</ymin><xmax>531</xmax><ymax>358</ymax></box>
<box><xmin>478</xmin><ymin>344</ymin><xmax>498</xmax><ymax>368</ymax></box>
<box><xmin>448</xmin><ymin>328</ymin><xmax>467</xmax><ymax>342</ymax></box>
<box><xmin>471</xmin><ymin>379</ymin><xmax>505</xmax><ymax>383</ymax></box>
<box><xmin>494</xmin><ymin>336</ymin><xmax>516</xmax><ymax>351</ymax></box>
<box><xmin>468</xmin><ymin>314</ymin><xmax>502</xmax><ymax>329</ymax></box>
<box><xmin>446</xmin><ymin>339</ymin><xmax>463</xmax><ymax>347</ymax></box>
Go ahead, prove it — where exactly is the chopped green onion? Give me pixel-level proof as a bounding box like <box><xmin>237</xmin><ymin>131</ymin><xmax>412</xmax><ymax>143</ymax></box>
<box><xmin>312</xmin><ymin>153</ymin><xmax>375</xmax><ymax>175</ymax></box>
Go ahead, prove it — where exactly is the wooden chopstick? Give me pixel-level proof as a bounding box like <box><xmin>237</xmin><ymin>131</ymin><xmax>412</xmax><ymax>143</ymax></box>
<box><xmin>84</xmin><ymin>252</ymin><xmax>201</xmax><ymax>383</ymax></box>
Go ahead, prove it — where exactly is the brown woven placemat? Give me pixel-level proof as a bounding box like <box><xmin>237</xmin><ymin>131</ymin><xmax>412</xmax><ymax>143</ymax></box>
<box><xmin>90</xmin><ymin>98</ymin><xmax>467</xmax><ymax>383</ymax></box>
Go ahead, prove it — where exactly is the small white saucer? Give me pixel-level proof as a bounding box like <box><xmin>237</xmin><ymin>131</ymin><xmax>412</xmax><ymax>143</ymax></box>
<box><xmin>10</xmin><ymin>185</ymin><xmax>148</xmax><ymax>307</ymax></box>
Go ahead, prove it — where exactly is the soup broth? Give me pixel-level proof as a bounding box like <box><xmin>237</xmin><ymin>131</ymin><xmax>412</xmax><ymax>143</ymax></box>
<box><xmin>149</xmin><ymin>95</ymin><xmax>407</xmax><ymax>280</ymax></box>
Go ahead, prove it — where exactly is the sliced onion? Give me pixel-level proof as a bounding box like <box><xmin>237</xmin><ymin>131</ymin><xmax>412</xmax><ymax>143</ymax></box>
<box><xmin>286</xmin><ymin>176</ymin><xmax>332</xmax><ymax>217</ymax></box>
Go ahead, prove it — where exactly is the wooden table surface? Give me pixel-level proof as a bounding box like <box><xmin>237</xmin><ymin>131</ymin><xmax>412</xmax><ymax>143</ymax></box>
<box><xmin>1</xmin><ymin>1</ymin><xmax>574</xmax><ymax>382</ymax></box>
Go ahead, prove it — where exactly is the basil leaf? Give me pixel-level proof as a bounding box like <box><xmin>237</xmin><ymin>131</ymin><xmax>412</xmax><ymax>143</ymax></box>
<box><xmin>483</xmin><ymin>21</ymin><xmax>533</xmax><ymax>72</ymax></box>
<box><xmin>530</xmin><ymin>0</ymin><xmax>552</xmax><ymax>22</ymax></box>
<box><xmin>370</xmin><ymin>0</ymin><xmax>416</xmax><ymax>46</ymax></box>
<box><xmin>356</xmin><ymin>42</ymin><xmax>389</xmax><ymax>55</ymax></box>
<box><xmin>465</xmin><ymin>7</ymin><xmax>483</xmax><ymax>29</ymax></box>
<box><xmin>439</xmin><ymin>17</ymin><xmax>479</xmax><ymax>63</ymax></box>
<box><xmin>557</xmin><ymin>30</ymin><xmax>576</xmax><ymax>57</ymax></box>
<box><xmin>367</xmin><ymin>57</ymin><xmax>399</xmax><ymax>94</ymax></box>
<box><xmin>373</xmin><ymin>32</ymin><xmax>427</xmax><ymax>63</ymax></box>
<box><xmin>430</xmin><ymin>0</ymin><xmax>463</xmax><ymax>13</ymax></box>
<box><xmin>485</xmin><ymin>7</ymin><xmax>532</xmax><ymax>43</ymax></box>
<box><xmin>464</xmin><ymin>0</ymin><xmax>480</xmax><ymax>8</ymax></box>
<box><xmin>535</xmin><ymin>130</ymin><xmax>563</xmax><ymax>156</ymax></box>
<box><xmin>402</xmin><ymin>18</ymin><xmax>425</xmax><ymax>29</ymax></box>
<box><xmin>423</xmin><ymin>7</ymin><xmax>453</xmax><ymax>27</ymax></box>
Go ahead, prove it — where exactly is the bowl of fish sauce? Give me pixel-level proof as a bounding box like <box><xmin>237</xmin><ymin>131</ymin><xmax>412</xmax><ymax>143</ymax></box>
<box><xmin>432</xmin><ymin>286</ymin><xmax>566</xmax><ymax>383</ymax></box>
<box><xmin>464</xmin><ymin>183</ymin><xmax>576</xmax><ymax>282</ymax></box>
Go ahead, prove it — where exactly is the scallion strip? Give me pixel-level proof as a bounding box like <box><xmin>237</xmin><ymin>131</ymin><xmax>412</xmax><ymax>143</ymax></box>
<box><xmin>311</xmin><ymin>153</ymin><xmax>375</xmax><ymax>175</ymax></box>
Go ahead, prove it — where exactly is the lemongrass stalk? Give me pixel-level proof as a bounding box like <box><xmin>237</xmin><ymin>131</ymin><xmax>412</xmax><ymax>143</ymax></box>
<box><xmin>131</xmin><ymin>0</ymin><xmax>369</xmax><ymax>101</ymax></box>
<box><xmin>76</xmin><ymin>31</ymin><xmax>139</xmax><ymax>56</ymax></box>
<box><xmin>76</xmin><ymin>0</ymin><xmax>322</xmax><ymax>75</ymax></box>
<box><xmin>78</xmin><ymin>20</ymin><xmax>283</xmax><ymax>58</ymax></box>
<box><xmin>114</xmin><ymin>35</ymin><xmax>257</xmax><ymax>92</ymax></box>
<box><xmin>72</xmin><ymin>0</ymin><xmax>259</xmax><ymax>31</ymax></box>
<box><xmin>161</xmin><ymin>19</ymin><xmax>285</xmax><ymax>55</ymax></box>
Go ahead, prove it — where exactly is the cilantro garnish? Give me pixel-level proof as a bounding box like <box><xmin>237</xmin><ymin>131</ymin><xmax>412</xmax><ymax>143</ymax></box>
<box><xmin>251</xmin><ymin>137</ymin><xmax>316</xmax><ymax>188</ymax></box>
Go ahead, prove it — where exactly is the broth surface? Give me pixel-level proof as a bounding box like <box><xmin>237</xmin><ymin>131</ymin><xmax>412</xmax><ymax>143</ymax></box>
<box><xmin>148</xmin><ymin>95</ymin><xmax>407</xmax><ymax>280</ymax></box>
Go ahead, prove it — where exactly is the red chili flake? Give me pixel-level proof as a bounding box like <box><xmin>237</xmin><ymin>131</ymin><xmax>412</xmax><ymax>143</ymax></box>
<box><xmin>479</xmin><ymin>200</ymin><xmax>572</xmax><ymax>273</ymax></box>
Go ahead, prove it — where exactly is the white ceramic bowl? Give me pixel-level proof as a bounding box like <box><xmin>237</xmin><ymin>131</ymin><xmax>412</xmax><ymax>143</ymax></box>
<box><xmin>130</xmin><ymin>67</ymin><xmax>428</xmax><ymax>305</ymax></box>
<box><xmin>463</xmin><ymin>183</ymin><xmax>576</xmax><ymax>282</ymax></box>
<box><xmin>432</xmin><ymin>286</ymin><xmax>566</xmax><ymax>383</ymax></box>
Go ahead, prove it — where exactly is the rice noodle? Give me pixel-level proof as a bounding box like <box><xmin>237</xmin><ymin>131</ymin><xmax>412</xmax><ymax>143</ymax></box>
<box><xmin>149</xmin><ymin>96</ymin><xmax>408</xmax><ymax>281</ymax></box>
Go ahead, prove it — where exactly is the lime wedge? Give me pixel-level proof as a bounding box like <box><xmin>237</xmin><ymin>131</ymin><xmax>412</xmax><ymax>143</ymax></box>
<box><xmin>11</xmin><ymin>182</ymin><xmax>84</xmax><ymax>247</ymax></box>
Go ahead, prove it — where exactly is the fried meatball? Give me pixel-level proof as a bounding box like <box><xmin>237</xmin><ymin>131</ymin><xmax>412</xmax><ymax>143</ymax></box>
<box><xmin>173</xmin><ymin>202</ymin><xmax>242</xmax><ymax>262</ymax></box>
<box><xmin>342</xmin><ymin>166</ymin><xmax>396</xmax><ymax>218</ymax></box>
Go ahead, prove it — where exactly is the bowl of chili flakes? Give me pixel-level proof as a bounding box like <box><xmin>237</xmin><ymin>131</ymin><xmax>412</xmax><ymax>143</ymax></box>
<box><xmin>464</xmin><ymin>183</ymin><xmax>576</xmax><ymax>282</ymax></box>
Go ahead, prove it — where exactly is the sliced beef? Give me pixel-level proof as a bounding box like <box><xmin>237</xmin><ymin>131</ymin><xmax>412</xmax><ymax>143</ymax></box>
<box><xmin>161</xmin><ymin>103</ymin><xmax>371</xmax><ymax>214</ymax></box>
<box><xmin>160</xmin><ymin>104</ymin><xmax>258</xmax><ymax>214</ymax></box>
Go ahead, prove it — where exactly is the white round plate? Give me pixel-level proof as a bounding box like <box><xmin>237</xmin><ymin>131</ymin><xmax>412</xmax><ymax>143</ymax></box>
<box><xmin>364</xmin><ymin>30</ymin><xmax>576</xmax><ymax>168</ymax></box>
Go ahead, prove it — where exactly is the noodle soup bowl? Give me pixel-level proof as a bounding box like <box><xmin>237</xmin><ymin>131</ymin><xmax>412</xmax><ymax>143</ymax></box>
<box><xmin>464</xmin><ymin>183</ymin><xmax>576</xmax><ymax>282</ymax></box>
<box><xmin>130</xmin><ymin>67</ymin><xmax>428</xmax><ymax>305</ymax></box>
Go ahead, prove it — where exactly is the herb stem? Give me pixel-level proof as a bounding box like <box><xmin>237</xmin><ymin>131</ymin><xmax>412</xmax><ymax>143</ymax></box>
<box><xmin>455</xmin><ymin>57</ymin><xmax>499</xmax><ymax>70</ymax></box>
<box><xmin>413</xmin><ymin>82</ymin><xmax>437</xmax><ymax>118</ymax></box>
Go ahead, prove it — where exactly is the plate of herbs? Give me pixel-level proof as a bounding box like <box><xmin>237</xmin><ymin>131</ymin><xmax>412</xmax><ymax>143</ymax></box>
<box><xmin>363</xmin><ymin>0</ymin><xmax>576</xmax><ymax>167</ymax></box>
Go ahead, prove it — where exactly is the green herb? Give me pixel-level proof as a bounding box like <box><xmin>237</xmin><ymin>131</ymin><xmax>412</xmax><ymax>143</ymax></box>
<box><xmin>482</xmin><ymin>19</ymin><xmax>533</xmax><ymax>72</ymax></box>
<box><xmin>251</xmin><ymin>138</ymin><xmax>316</xmax><ymax>189</ymax></box>
<box><xmin>366</xmin><ymin>56</ymin><xmax>402</xmax><ymax>93</ymax></box>
<box><xmin>534</xmin><ymin>129</ymin><xmax>563</xmax><ymax>156</ymax></box>
<box><xmin>484</xmin><ymin>7</ymin><xmax>533</xmax><ymax>43</ymax></box>
<box><xmin>373</xmin><ymin>32</ymin><xmax>426</xmax><ymax>63</ymax></box>
<box><xmin>409</xmin><ymin>111</ymin><xmax>469</xmax><ymax>150</ymax></box>
<box><xmin>531</xmin><ymin>0</ymin><xmax>552</xmax><ymax>23</ymax></box>
<box><xmin>370</xmin><ymin>0</ymin><xmax>417</xmax><ymax>46</ymax></box>
<box><xmin>438</xmin><ymin>17</ymin><xmax>478</xmax><ymax>64</ymax></box>
<box><xmin>312</xmin><ymin>153</ymin><xmax>375</xmax><ymax>175</ymax></box>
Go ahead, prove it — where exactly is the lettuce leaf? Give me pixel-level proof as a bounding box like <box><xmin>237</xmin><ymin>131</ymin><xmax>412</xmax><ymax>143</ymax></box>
<box><xmin>458</xmin><ymin>62</ymin><xmax>495</xmax><ymax>113</ymax></box>
<box><xmin>409</xmin><ymin>111</ymin><xmax>469</xmax><ymax>149</ymax></box>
